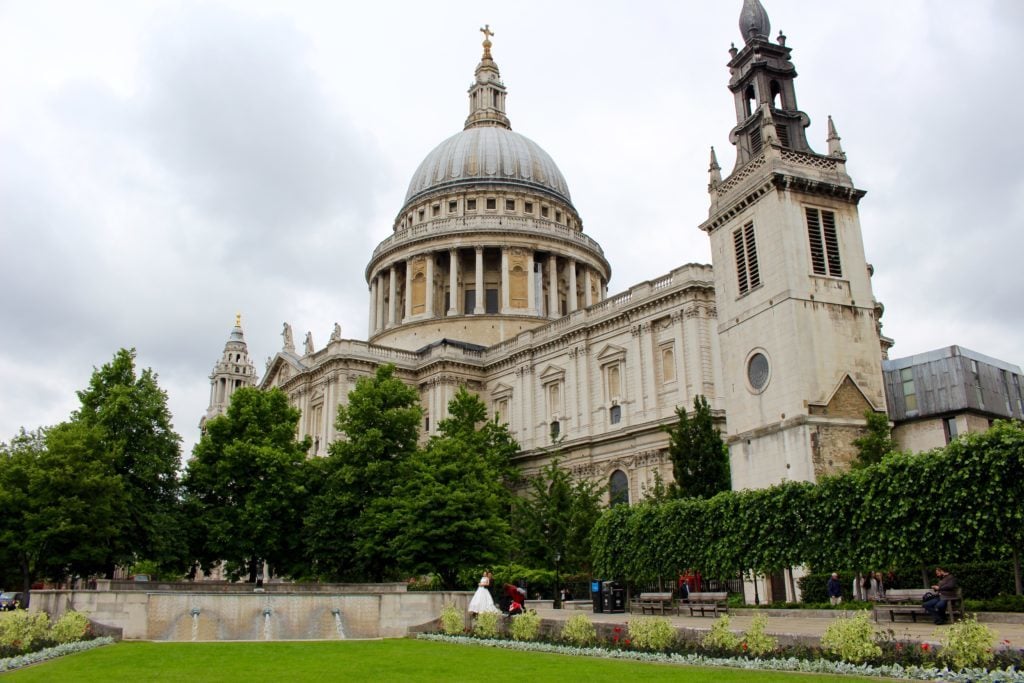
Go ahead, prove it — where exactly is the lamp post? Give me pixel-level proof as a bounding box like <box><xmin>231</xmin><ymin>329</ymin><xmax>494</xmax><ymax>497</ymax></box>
<box><xmin>554</xmin><ymin>552</ymin><xmax>561</xmax><ymax>609</ymax></box>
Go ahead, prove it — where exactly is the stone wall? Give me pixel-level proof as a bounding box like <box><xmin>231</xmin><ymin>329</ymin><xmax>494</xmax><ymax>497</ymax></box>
<box><xmin>30</xmin><ymin>588</ymin><xmax>470</xmax><ymax>641</ymax></box>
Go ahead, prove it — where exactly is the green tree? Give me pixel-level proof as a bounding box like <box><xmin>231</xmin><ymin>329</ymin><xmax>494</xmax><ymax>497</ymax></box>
<box><xmin>662</xmin><ymin>395</ymin><xmax>730</xmax><ymax>499</ymax></box>
<box><xmin>852</xmin><ymin>409</ymin><xmax>895</xmax><ymax>468</ymax></box>
<box><xmin>304</xmin><ymin>364</ymin><xmax>422</xmax><ymax>581</ymax></box>
<box><xmin>381</xmin><ymin>388</ymin><xmax>519</xmax><ymax>588</ymax></box>
<box><xmin>513</xmin><ymin>459</ymin><xmax>604</xmax><ymax>576</ymax></box>
<box><xmin>0</xmin><ymin>426</ymin><xmax>125</xmax><ymax>605</ymax></box>
<box><xmin>184</xmin><ymin>387</ymin><xmax>310</xmax><ymax>582</ymax></box>
<box><xmin>72</xmin><ymin>349</ymin><xmax>185</xmax><ymax>574</ymax></box>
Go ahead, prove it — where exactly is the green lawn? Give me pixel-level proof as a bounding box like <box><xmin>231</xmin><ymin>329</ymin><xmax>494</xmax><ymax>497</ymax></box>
<box><xmin>6</xmin><ymin>639</ymin><xmax>883</xmax><ymax>682</ymax></box>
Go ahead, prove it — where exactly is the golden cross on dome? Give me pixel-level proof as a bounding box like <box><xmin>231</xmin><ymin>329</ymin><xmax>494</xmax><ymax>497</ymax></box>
<box><xmin>235</xmin><ymin>313</ymin><xmax>241</xmax><ymax>327</ymax></box>
<box><xmin>480</xmin><ymin>24</ymin><xmax>494</xmax><ymax>57</ymax></box>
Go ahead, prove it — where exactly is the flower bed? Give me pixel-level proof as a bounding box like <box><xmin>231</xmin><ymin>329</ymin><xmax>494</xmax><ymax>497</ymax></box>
<box><xmin>0</xmin><ymin>637</ymin><xmax>114</xmax><ymax>672</ymax></box>
<box><xmin>418</xmin><ymin>634</ymin><xmax>1024</xmax><ymax>682</ymax></box>
<box><xmin>437</xmin><ymin>609</ymin><xmax>1024</xmax><ymax>681</ymax></box>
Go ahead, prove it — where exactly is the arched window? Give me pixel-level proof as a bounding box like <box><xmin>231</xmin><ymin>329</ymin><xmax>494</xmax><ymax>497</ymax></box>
<box><xmin>744</xmin><ymin>84</ymin><xmax>757</xmax><ymax>118</ymax></box>
<box><xmin>770</xmin><ymin>80</ymin><xmax>783</xmax><ymax>109</ymax></box>
<box><xmin>609</xmin><ymin>470</ymin><xmax>629</xmax><ymax>506</ymax></box>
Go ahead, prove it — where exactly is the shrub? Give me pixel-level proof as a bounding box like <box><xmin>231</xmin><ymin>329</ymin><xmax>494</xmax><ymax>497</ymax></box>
<box><xmin>742</xmin><ymin>613</ymin><xmax>778</xmax><ymax>656</ymax></box>
<box><xmin>627</xmin><ymin>617</ymin><xmax>676</xmax><ymax>651</ymax></box>
<box><xmin>701</xmin><ymin>615</ymin><xmax>741</xmax><ymax>653</ymax></box>
<box><xmin>560</xmin><ymin>613</ymin><xmax>597</xmax><ymax>647</ymax></box>
<box><xmin>965</xmin><ymin>594</ymin><xmax>1024</xmax><ymax>613</ymax></box>
<box><xmin>473</xmin><ymin>611</ymin><xmax>499</xmax><ymax>639</ymax></box>
<box><xmin>49</xmin><ymin>612</ymin><xmax>90</xmax><ymax>644</ymax></box>
<box><xmin>508</xmin><ymin>609</ymin><xmax>541</xmax><ymax>642</ymax></box>
<box><xmin>0</xmin><ymin>611</ymin><xmax>52</xmax><ymax>653</ymax></box>
<box><xmin>820</xmin><ymin>611</ymin><xmax>881</xmax><ymax>663</ymax></box>
<box><xmin>439</xmin><ymin>604</ymin><xmax>464</xmax><ymax>636</ymax></box>
<box><xmin>939</xmin><ymin>616</ymin><xmax>996</xmax><ymax>671</ymax></box>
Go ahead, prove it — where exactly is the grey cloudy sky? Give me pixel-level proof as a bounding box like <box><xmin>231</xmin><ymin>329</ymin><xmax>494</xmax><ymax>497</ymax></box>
<box><xmin>2</xmin><ymin>0</ymin><xmax>1022</xmax><ymax>455</ymax></box>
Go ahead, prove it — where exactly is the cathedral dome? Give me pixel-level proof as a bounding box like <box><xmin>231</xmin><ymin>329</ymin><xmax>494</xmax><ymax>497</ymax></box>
<box><xmin>403</xmin><ymin>126</ymin><xmax>572</xmax><ymax>207</ymax></box>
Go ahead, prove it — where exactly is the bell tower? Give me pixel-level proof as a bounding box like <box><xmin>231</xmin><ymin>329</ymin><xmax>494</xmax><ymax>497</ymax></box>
<box><xmin>700</xmin><ymin>0</ymin><xmax>888</xmax><ymax>489</ymax></box>
<box><xmin>201</xmin><ymin>314</ymin><xmax>257</xmax><ymax>431</ymax></box>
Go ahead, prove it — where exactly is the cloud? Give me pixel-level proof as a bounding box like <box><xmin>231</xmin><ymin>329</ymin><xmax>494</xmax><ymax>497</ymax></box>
<box><xmin>132</xmin><ymin>5</ymin><xmax>384</xmax><ymax>281</ymax></box>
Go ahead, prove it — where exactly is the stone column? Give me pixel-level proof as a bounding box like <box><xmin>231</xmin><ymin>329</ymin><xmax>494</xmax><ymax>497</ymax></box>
<box><xmin>672</xmin><ymin>312</ymin><xmax>687</xmax><ymax>392</ymax></box>
<box><xmin>448</xmin><ymin>248</ymin><xmax>459</xmax><ymax>316</ymax></box>
<box><xmin>501</xmin><ymin>247</ymin><xmax>510</xmax><ymax>313</ymax></box>
<box><xmin>547</xmin><ymin>254</ymin><xmax>558</xmax><ymax>318</ymax></box>
<box><xmin>567</xmin><ymin>258</ymin><xmax>578</xmax><ymax>313</ymax></box>
<box><xmin>404</xmin><ymin>259</ymin><xmax>412</xmax><ymax>320</ymax></box>
<box><xmin>631</xmin><ymin>324</ymin><xmax>649</xmax><ymax>418</ymax></box>
<box><xmin>425</xmin><ymin>252</ymin><xmax>435</xmax><ymax>317</ymax></box>
<box><xmin>474</xmin><ymin>247</ymin><xmax>485</xmax><ymax>314</ymax></box>
<box><xmin>526</xmin><ymin>251</ymin><xmax>536</xmax><ymax>315</ymax></box>
<box><xmin>388</xmin><ymin>266</ymin><xmax>397</xmax><ymax>328</ymax></box>
<box><xmin>584</xmin><ymin>268</ymin><xmax>593</xmax><ymax>307</ymax></box>
<box><xmin>376</xmin><ymin>273</ymin><xmax>386</xmax><ymax>333</ymax></box>
<box><xmin>322</xmin><ymin>378</ymin><xmax>333</xmax><ymax>454</ymax></box>
<box><xmin>683</xmin><ymin>306</ymin><xmax>703</xmax><ymax>398</ymax></box>
<box><xmin>368</xmin><ymin>278</ymin><xmax>378</xmax><ymax>336</ymax></box>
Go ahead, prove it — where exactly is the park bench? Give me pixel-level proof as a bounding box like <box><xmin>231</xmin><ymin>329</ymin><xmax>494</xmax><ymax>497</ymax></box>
<box><xmin>632</xmin><ymin>592</ymin><xmax>675</xmax><ymax>615</ymax></box>
<box><xmin>684</xmin><ymin>591</ymin><xmax>728</xmax><ymax>617</ymax></box>
<box><xmin>872</xmin><ymin>588</ymin><xmax>963</xmax><ymax>623</ymax></box>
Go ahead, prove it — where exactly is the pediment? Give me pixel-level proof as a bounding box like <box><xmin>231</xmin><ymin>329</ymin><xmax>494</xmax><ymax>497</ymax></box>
<box><xmin>539</xmin><ymin>364</ymin><xmax>566</xmax><ymax>384</ymax></box>
<box><xmin>490</xmin><ymin>382</ymin><xmax>514</xmax><ymax>399</ymax></box>
<box><xmin>596</xmin><ymin>343</ymin><xmax>626</xmax><ymax>365</ymax></box>
<box><xmin>259</xmin><ymin>352</ymin><xmax>306</xmax><ymax>389</ymax></box>
<box><xmin>809</xmin><ymin>374</ymin><xmax>877</xmax><ymax>417</ymax></box>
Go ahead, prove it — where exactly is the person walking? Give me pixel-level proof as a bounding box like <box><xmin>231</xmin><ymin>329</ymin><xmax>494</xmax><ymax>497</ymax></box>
<box><xmin>827</xmin><ymin>572</ymin><xmax>843</xmax><ymax>606</ymax></box>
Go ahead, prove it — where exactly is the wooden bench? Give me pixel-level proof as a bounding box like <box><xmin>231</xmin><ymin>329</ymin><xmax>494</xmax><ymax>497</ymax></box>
<box><xmin>632</xmin><ymin>592</ymin><xmax>675</xmax><ymax>615</ymax></box>
<box><xmin>684</xmin><ymin>591</ymin><xmax>728</xmax><ymax>617</ymax></box>
<box><xmin>872</xmin><ymin>588</ymin><xmax>963</xmax><ymax>623</ymax></box>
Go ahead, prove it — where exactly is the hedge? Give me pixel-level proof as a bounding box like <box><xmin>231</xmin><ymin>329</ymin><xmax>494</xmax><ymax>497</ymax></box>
<box><xmin>592</xmin><ymin>421</ymin><xmax>1024</xmax><ymax>593</ymax></box>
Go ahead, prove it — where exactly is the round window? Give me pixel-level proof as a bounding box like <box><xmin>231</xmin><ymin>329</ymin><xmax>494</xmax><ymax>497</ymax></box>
<box><xmin>747</xmin><ymin>352</ymin><xmax>770</xmax><ymax>392</ymax></box>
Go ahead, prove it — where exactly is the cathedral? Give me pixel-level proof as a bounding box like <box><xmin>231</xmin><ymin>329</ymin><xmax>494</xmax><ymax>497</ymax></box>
<box><xmin>203</xmin><ymin>0</ymin><xmax>892</xmax><ymax>502</ymax></box>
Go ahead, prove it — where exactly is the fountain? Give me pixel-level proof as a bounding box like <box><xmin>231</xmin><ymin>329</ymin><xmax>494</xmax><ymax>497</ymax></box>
<box><xmin>29</xmin><ymin>582</ymin><xmax>467</xmax><ymax>640</ymax></box>
<box><xmin>262</xmin><ymin>608</ymin><xmax>272</xmax><ymax>640</ymax></box>
<box><xmin>331</xmin><ymin>608</ymin><xmax>346</xmax><ymax>639</ymax></box>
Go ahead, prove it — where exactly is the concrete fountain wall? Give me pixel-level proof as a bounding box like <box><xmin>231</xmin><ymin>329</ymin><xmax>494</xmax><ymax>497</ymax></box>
<box><xmin>31</xmin><ymin>586</ymin><xmax>469</xmax><ymax>641</ymax></box>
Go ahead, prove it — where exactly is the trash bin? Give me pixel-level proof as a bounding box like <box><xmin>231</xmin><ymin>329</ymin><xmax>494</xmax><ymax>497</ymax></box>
<box><xmin>591</xmin><ymin>580</ymin><xmax>603</xmax><ymax>613</ymax></box>
<box><xmin>602</xmin><ymin>580</ymin><xmax>625</xmax><ymax>613</ymax></box>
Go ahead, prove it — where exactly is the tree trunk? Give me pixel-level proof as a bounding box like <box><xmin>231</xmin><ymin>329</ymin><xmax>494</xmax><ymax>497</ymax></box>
<box><xmin>921</xmin><ymin>566</ymin><xmax>930</xmax><ymax>589</ymax></box>
<box><xmin>19</xmin><ymin>554</ymin><xmax>33</xmax><ymax>609</ymax></box>
<box><xmin>786</xmin><ymin>566</ymin><xmax>797</xmax><ymax>603</ymax></box>
<box><xmin>1014</xmin><ymin>548</ymin><xmax>1023</xmax><ymax>596</ymax></box>
<box><xmin>247</xmin><ymin>557</ymin><xmax>258</xmax><ymax>584</ymax></box>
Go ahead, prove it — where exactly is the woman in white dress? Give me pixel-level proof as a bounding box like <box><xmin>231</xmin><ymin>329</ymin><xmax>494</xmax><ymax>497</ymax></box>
<box><xmin>468</xmin><ymin>571</ymin><xmax>500</xmax><ymax>615</ymax></box>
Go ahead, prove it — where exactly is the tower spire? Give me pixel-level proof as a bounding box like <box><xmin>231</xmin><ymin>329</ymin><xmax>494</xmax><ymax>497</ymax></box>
<box><xmin>465</xmin><ymin>24</ymin><xmax>511</xmax><ymax>130</ymax></box>
<box><xmin>708</xmin><ymin>146</ymin><xmax>722</xmax><ymax>187</ymax></box>
<box><xmin>739</xmin><ymin>0</ymin><xmax>771</xmax><ymax>44</ymax></box>
<box><xmin>725</xmin><ymin>0</ymin><xmax>816</xmax><ymax>168</ymax></box>
<box><xmin>826</xmin><ymin>115</ymin><xmax>846</xmax><ymax>159</ymax></box>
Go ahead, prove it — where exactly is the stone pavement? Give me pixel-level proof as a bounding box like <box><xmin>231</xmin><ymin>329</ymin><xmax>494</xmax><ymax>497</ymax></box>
<box><xmin>529</xmin><ymin>606</ymin><xmax>1024</xmax><ymax>648</ymax></box>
